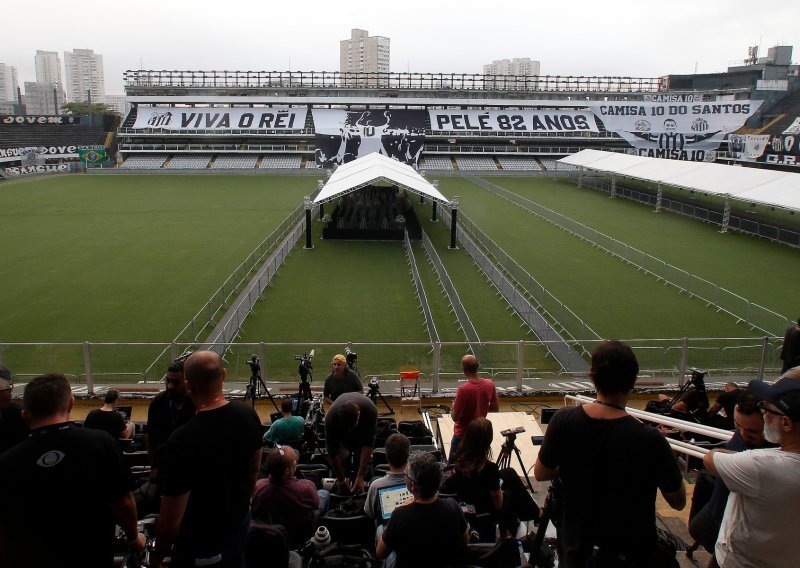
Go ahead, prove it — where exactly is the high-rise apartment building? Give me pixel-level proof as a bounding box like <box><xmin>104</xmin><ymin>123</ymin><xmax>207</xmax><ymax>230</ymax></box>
<box><xmin>64</xmin><ymin>48</ymin><xmax>105</xmax><ymax>103</ymax></box>
<box><xmin>104</xmin><ymin>94</ymin><xmax>130</xmax><ymax>117</ymax></box>
<box><xmin>23</xmin><ymin>81</ymin><xmax>66</xmax><ymax>115</ymax></box>
<box><xmin>0</xmin><ymin>63</ymin><xmax>20</xmax><ymax>103</ymax></box>
<box><xmin>35</xmin><ymin>50</ymin><xmax>64</xmax><ymax>86</ymax></box>
<box><xmin>340</xmin><ymin>29</ymin><xmax>390</xmax><ymax>86</ymax></box>
<box><xmin>483</xmin><ymin>58</ymin><xmax>541</xmax><ymax>89</ymax></box>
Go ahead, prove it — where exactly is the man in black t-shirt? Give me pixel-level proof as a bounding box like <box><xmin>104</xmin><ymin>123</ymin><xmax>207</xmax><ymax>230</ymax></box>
<box><xmin>0</xmin><ymin>367</ymin><xmax>28</xmax><ymax>454</ymax></box>
<box><xmin>535</xmin><ymin>341</ymin><xmax>686</xmax><ymax>568</ymax></box>
<box><xmin>324</xmin><ymin>392</ymin><xmax>377</xmax><ymax>494</ymax></box>
<box><xmin>84</xmin><ymin>389</ymin><xmax>135</xmax><ymax>439</ymax></box>
<box><xmin>706</xmin><ymin>382</ymin><xmax>740</xmax><ymax>429</ymax></box>
<box><xmin>145</xmin><ymin>356</ymin><xmax>196</xmax><ymax>480</ymax></box>
<box><xmin>0</xmin><ymin>373</ymin><xmax>144</xmax><ymax>568</ymax></box>
<box><xmin>150</xmin><ymin>351</ymin><xmax>263</xmax><ymax>568</ymax></box>
<box><xmin>378</xmin><ymin>451</ymin><xmax>469</xmax><ymax>568</ymax></box>
<box><xmin>323</xmin><ymin>354</ymin><xmax>363</xmax><ymax>404</ymax></box>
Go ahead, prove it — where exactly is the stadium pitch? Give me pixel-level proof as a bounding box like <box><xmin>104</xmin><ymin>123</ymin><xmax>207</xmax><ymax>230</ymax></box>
<box><xmin>0</xmin><ymin>173</ymin><xmax>796</xmax><ymax>382</ymax></box>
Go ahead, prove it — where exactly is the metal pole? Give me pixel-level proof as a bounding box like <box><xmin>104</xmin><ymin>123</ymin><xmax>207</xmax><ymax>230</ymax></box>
<box><xmin>303</xmin><ymin>196</ymin><xmax>313</xmax><ymax>249</ymax></box>
<box><xmin>449</xmin><ymin>197</ymin><xmax>460</xmax><ymax>250</ymax></box>
<box><xmin>432</xmin><ymin>341</ymin><xmax>441</xmax><ymax>394</ymax></box>
<box><xmin>678</xmin><ymin>337</ymin><xmax>689</xmax><ymax>387</ymax></box>
<box><xmin>758</xmin><ymin>336</ymin><xmax>769</xmax><ymax>381</ymax></box>
<box><xmin>517</xmin><ymin>340</ymin><xmax>525</xmax><ymax>391</ymax></box>
<box><xmin>259</xmin><ymin>342</ymin><xmax>267</xmax><ymax>381</ymax></box>
<box><xmin>431</xmin><ymin>200</ymin><xmax>437</xmax><ymax>221</ymax></box>
<box><xmin>83</xmin><ymin>341</ymin><xmax>94</xmax><ymax>396</ymax></box>
<box><xmin>170</xmin><ymin>342</ymin><xmax>178</xmax><ymax>361</ymax></box>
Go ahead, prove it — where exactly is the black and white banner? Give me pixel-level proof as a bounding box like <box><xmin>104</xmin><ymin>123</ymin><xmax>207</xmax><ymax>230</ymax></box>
<box><xmin>782</xmin><ymin>117</ymin><xmax>800</xmax><ymax>135</ymax></box>
<box><xmin>313</xmin><ymin>109</ymin><xmax>426</xmax><ymax>167</ymax></box>
<box><xmin>730</xmin><ymin>133</ymin><xmax>800</xmax><ymax>168</ymax></box>
<box><xmin>429</xmin><ymin>110</ymin><xmax>598</xmax><ymax>133</ymax></box>
<box><xmin>133</xmin><ymin>107</ymin><xmax>308</xmax><ymax>131</ymax></box>
<box><xmin>4</xmin><ymin>164</ymin><xmax>70</xmax><ymax>176</ymax></box>
<box><xmin>0</xmin><ymin>145</ymin><xmax>79</xmax><ymax>163</ymax></box>
<box><xmin>1</xmin><ymin>115</ymin><xmax>80</xmax><ymax>126</ymax></box>
<box><xmin>589</xmin><ymin>100</ymin><xmax>762</xmax><ymax>161</ymax></box>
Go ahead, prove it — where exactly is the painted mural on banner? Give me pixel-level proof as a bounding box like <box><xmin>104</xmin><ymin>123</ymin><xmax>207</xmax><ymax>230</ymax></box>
<box><xmin>0</xmin><ymin>145</ymin><xmax>79</xmax><ymax>163</ymax></box>
<box><xmin>730</xmin><ymin>133</ymin><xmax>800</xmax><ymax>168</ymax></box>
<box><xmin>133</xmin><ymin>107</ymin><xmax>308</xmax><ymax>131</ymax></box>
<box><xmin>588</xmin><ymin>100</ymin><xmax>762</xmax><ymax>161</ymax></box>
<box><xmin>313</xmin><ymin>109</ymin><xmax>426</xmax><ymax>167</ymax></box>
<box><xmin>428</xmin><ymin>110</ymin><xmax>599</xmax><ymax>133</ymax></box>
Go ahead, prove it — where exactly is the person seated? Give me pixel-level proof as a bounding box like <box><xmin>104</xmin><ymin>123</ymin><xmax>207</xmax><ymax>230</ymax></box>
<box><xmin>252</xmin><ymin>446</ymin><xmax>330</xmax><ymax>546</ymax></box>
<box><xmin>0</xmin><ymin>366</ymin><xmax>28</xmax><ymax>454</ymax></box>
<box><xmin>706</xmin><ymin>382</ymin><xmax>740</xmax><ymax>429</ymax></box>
<box><xmin>377</xmin><ymin>451</ymin><xmax>469</xmax><ymax>568</ymax></box>
<box><xmin>689</xmin><ymin>393</ymin><xmax>777</xmax><ymax>567</ymax></box>
<box><xmin>364</xmin><ymin>433</ymin><xmax>410</xmax><ymax>524</ymax></box>
<box><xmin>264</xmin><ymin>398</ymin><xmax>304</xmax><ymax>446</ymax></box>
<box><xmin>84</xmin><ymin>389</ymin><xmax>135</xmax><ymax>439</ymax></box>
<box><xmin>442</xmin><ymin>417</ymin><xmax>539</xmax><ymax>537</ymax></box>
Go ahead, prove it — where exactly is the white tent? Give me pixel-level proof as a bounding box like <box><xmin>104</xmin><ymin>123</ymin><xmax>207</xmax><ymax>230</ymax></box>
<box><xmin>312</xmin><ymin>152</ymin><xmax>450</xmax><ymax>205</ymax></box>
<box><xmin>559</xmin><ymin>149</ymin><xmax>800</xmax><ymax>212</ymax></box>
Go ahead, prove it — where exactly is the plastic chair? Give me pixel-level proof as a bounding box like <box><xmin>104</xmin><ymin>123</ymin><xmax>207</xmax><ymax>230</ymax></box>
<box><xmin>399</xmin><ymin>370</ymin><xmax>420</xmax><ymax>411</ymax></box>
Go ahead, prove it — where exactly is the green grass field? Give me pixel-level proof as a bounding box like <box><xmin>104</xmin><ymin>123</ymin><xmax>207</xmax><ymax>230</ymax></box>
<box><xmin>1</xmin><ymin>172</ymin><xmax>796</xmax><ymax>381</ymax></box>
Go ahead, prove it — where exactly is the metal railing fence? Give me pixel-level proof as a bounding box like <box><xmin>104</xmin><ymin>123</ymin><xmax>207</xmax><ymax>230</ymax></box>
<box><xmin>467</xmin><ymin>175</ymin><xmax>791</xmax><ymax>337</ymax></box>
<box><xmin>404</xmin><ymin>230</ymin><xmax>440</xmax><ymax>345</ymax></box>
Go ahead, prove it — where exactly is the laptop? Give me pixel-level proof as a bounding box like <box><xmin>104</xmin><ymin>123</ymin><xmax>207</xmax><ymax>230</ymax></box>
<box><xmin>377</xmin><ymin>483</ymin><xmax>412</xmax><ymax>523</ymax></box>
<box><xmin>116</xmin><ymin>405</ymin><xmax>132</xmax><ymax>421</ymax></box>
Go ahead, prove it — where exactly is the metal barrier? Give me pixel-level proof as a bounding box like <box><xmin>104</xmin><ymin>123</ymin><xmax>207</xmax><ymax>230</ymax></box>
<box><xmin>467</xmin><ymin>175</ymin><xmax>791</xmax><ymax>337</ymax></box>
<box><xmin>404</xmin><ymin>230</ymin><xmax>440</xmax><ymax>345</ymax></box>
<box><xmin>438</xmin><ymin>202</ymin><xmax>589</xmax><ymax>373</ymax></box>
<box><xmin>421</xmin><ymin>230</ymin><xmax>481</xmax><ymax>356</ymax></box>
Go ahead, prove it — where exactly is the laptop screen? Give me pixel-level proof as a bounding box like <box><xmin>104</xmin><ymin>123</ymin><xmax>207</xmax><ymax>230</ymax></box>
<box><xmin>377</xmin><ymin>483</ymin><xmax>412</xmax><ymax>521</ymax></box>
<box><xmin>116</xmin><ymin>406</ymin><xmax>132</xmax><ymax>421</ymax></box>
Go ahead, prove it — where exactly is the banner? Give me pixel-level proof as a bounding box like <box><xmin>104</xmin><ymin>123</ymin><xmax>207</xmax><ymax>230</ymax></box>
<box><xmin>428</xmin><ymin>110</ymin><xmax>598</xmax><ymax>133</ymax></box>
<box><xmin>78</xmin><ymin>146</ymin><xmax>106</xmax><ymax>163</ymax></box>
<box><xmin>4</xmin><ymin>164</ymin><xmax>70</xmax><ymax>176</ymax></box>
<box><xmin>1</xmin><ymin>115</ymin><xmax>80</xmax><ymax>126</ymax></box>
<box><xmin>312</xmin><ymin>109</ymin><xmax>426</xmax><ymax>167</ymax></box>
<box><xmin>588</xmin><ymin>100</ymin><xmax>762</xmax><ymax>161</ymax></box>
<box><xmin>783</xmin><ymin>117</ymin><xmax>800</xmax><ymax>135</ymax></box>
<box><xmin>744</xmin><ymin>135</ymin><xmax>770</xmax><ymax>159</ymax></box>
<box><xmin>0</xmin><ymin>145</ymin><xmax>79</xmax><ymax>164</ymax></box>
<box><xmin>132</xmin><ymin>107</ymin><xmax>308</xmax><ymax>131</ymax></box>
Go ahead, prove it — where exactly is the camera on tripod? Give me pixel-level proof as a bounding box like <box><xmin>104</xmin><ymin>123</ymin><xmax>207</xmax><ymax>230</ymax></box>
<box><xmin>368</xmin><ymin>377</ymin><xmax>379</xmax><ymax>390</ymax></box>
<box><xmin>500</xmin><ymin>426</ymin><xmax>525</xmax><ymax>439</ymax></box>
<box><xmin>246</xmin><ymin>355</ymin><xmax>261</xmax><ymax>377</ymax></box>
<box><xmin>304</xmin><ymin>395</ymin><xmax>324</xmax><ymax>429</ymax></box>
<box><xmin>295</xmin><ymin>350</ymin><xmax>314</xmax><ymax>379</ymax></box>
<box><xmin>344</xmin><ymin>346</ymin><xmax>358</xmax><ymax>370</ymax></box>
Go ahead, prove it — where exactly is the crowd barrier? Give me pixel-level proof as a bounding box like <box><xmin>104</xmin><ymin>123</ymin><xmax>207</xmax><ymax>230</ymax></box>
<box><xmin>403</xmin><ymin>230</ymin><xmax>440</xmax><ymax>345</ymax></box>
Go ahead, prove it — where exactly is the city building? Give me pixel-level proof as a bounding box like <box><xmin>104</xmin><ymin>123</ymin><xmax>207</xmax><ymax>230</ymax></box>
<box><xmin>483</xmin><ymin>58</ymin><xmax>541</xmax><ymax>89</ymax></box>
<box><xmin>23</xmin><ymin>81</ymin><xmax>66</xmax><ymax>115</ymax></box>
<box><xmin>64</xmin><ymin>48</ymin><xmax>105</xmax><ymax>103</ymax></box>
<box><xmin>0</xmin><ymin>63</ymin><xmax>20</xmax><ymax>104</ymax></box>
<box><xmin>35</xmin><ymin>50</ymin><xmax>64</xmax><ymax>86</ymax></box>
<box><xmin>104</xmin><ymin>94</ymin><xmax>129</xmax><ymax>117</ymax></box>
<box><xmin>340</xmin><ymin>29</ymin><xmax>390</xmax><ymax>87</ymax></box>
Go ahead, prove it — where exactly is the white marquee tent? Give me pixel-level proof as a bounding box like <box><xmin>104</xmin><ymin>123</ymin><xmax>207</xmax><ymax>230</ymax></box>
<box><xmin>312</xmin><ymin>152</ymin><xmax>450</xmax><ymax>205</ymax></box>
<box><xmin>559</xmin><ymin>149</ymin><xmax>800</xmax><ymax>212</ymax></box>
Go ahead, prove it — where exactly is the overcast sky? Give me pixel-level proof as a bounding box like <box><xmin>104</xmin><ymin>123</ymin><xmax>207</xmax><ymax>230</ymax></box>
<box><xmin>3</xmin><ymin>0</ymin><xmax>798</xmax><ymax>95</ymax></box>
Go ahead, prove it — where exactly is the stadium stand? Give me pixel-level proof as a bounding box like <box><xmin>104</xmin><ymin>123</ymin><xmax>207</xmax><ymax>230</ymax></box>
<box><xmin>454</xmin><ymin>156</ymin><xmax>498</xmax><ymax>170</ymax></box>
<box><xmin>212</xmin><ymin>155</ymin><xmax>258</xmax><ymax>169</ymax></box>
<box><xmin>0</xmin><ymin>124</ymin><xmax>107</xmax><ymax>149</ymax></box>
<box><xmin>165</xmin><ymin>155</ymin><xmax>212</xmax><ymax>169</ymax></box>
<box><xmin>497</xmin><ymin>156</ymin><xmax>543</xmax><ymax>171</ymax></box>
<box><xmin>259</xmin><ymin>155</ymin><xmax>302</xmax><ymax>169</ymax></box>
<box><xmin>120</xmin><ymin>155</ymin><xmax>167</xmax><ymax>169</ymax></box>
<box><xmin>420</xmin><ymin>156</ymin><xmax>454</xmax><ymax>170</ymax></box>
<box><xmin>540</xmin><ymin>158</ymin><xmax>578</xmax><ymax>171</ymax></box>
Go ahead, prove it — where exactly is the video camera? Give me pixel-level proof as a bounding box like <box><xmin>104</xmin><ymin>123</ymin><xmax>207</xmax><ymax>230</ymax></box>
<box><xmin>500</xmin><ymin>426</ymin><xmax>525</xmax><ymax>438</ymax></box>
<box><xmin>295</xmin><ymin>349</ymin><xmax>315</xmax><ymax>382</ymax></box>
<box><xmin>304</xmin><ymin>395</ymin><xmax>324</xmax><ymax>429</ymax></box>
<box><xmin>344</xmin><ymin>346</ymin><xmax>358</xmax><ymax>370</ymax></box>
<box><xmin>246</xmin><ymin>355</ymin><xmax>261</xmax><ymax>378</ymax></box>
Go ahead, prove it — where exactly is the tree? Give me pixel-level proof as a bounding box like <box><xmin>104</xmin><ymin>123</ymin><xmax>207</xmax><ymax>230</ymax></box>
<box><xmin>61</xmin><ymin>102</ymin><xmax>116</xmax><ymax>116</ymax></box>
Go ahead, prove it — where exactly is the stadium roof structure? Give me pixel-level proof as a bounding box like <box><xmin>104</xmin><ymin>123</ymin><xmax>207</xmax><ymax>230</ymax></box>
<box><xmin>313</xmin><ymin>153</ymin><xmax>450</xmax><ymax>205</ymax></box>
<box><xmin>559</xmin><ymin>149</ymin><xmax>800</xmax><ymax>212</ymax></box>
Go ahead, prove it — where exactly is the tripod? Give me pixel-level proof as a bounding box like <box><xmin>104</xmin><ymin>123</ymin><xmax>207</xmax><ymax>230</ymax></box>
<box><xmin>526</xmin><ymin>479</ymin><xmax>562</xmax><ymax>568</ymax></box>
<box><xmin>496</xmin><ymin>432</ymin><xmax>535</xmax><ymax>493</ymax></box>
<box><xmin>298</xmin><ymin>366</ymin><xmax>313</xmax><ymax>401</ymax></box>
<box><xmin>245</xmin><ymin>358</ymin><xmax>279</xmax><ymax>412</ymax></box>
<box><xmin>367</xmin><ymin>380</ymin><xmax>394</xmax><ymax>415</ymax></box>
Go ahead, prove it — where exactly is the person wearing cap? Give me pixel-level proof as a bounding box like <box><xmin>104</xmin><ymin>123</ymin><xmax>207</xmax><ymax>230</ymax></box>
<box><xmin>0</xmin><ymin>365</ymin><xmax>28</xmax><ymax>454</ymax></box>
<box><xmin>322</xmin><ymin>354</ymin><xmax>362</xmax><ymax>405</ymax></box>
<box><xmin>84</xmin><ymin>389</ymin><xmax>135</xmax><ymax>440</ymax></box>
<box><xmin>703</xmin><ymin>372</ymin><xmax>800</xmax><ymax>568</ymax></box>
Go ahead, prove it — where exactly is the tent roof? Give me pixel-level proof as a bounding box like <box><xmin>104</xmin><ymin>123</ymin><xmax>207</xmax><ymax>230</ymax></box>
<box><xmin>559</xmin><ymin>150</ymin><xmax>800</xmax><ymax>211</ymax></box>
<box><xmin>312</xmin><ymin>153</ymin><xmax>450</xmax><ymax>205</ymax></box>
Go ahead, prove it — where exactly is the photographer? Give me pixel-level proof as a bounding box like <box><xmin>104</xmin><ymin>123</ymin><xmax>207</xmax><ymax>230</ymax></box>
<box><xmin>323</xmin><ymin>354</ymin><xmax>363</xmax><ymax>405</ymax></box>
<box><xmin>534</xmin><ymin>340</ymin><xmax>686</xmax><ymax>568</ymax></box>
<box><xmin>324</xmin><ymin>392</ymin><xmax>377</xmax><ymax>495</ymax></box>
